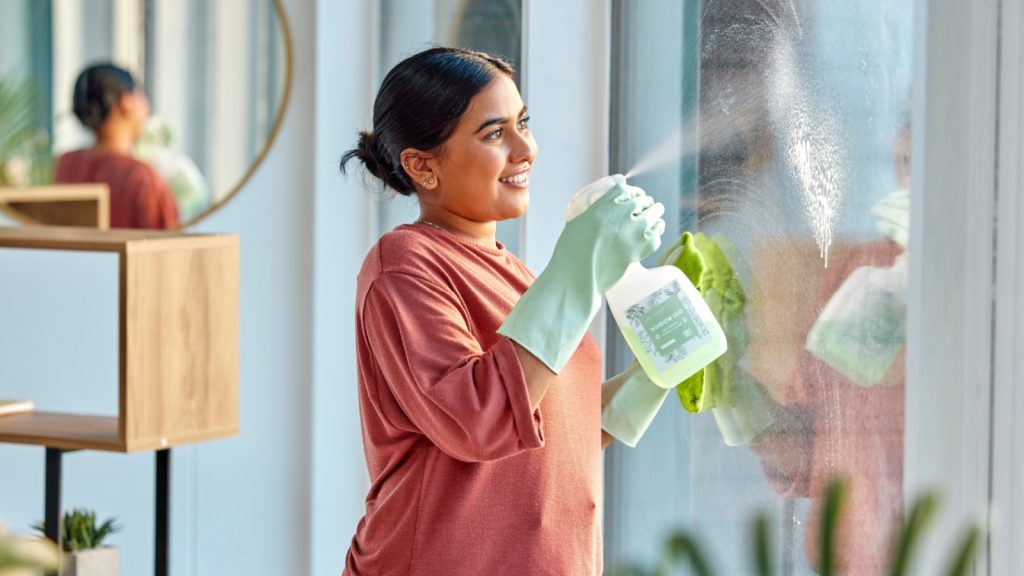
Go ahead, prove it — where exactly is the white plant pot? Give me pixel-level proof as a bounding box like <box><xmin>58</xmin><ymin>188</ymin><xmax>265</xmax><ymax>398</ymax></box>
<box><xmin>61</xmin><ymin>547</ymin><xmax>119</xmax><ymax>576</ymax></box>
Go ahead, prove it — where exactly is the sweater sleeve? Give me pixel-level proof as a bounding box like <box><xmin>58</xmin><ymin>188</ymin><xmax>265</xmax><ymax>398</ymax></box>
<box><xmin>361</xmin><ymin>271</ymin><xmax>544</xmax><ymax>463</ymax></box>
<box><xmin>131</xmin><ymin>166</ymin><xmax>180</xmax><ymax>229</ymax></box>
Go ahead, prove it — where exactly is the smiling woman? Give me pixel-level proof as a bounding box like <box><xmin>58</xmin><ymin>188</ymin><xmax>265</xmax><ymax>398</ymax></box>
<box><xmin>0</xmin><ymin>0</ymin><xmax>293</xmax><ymax>229</ymax></box>
<box><xmin>338</xmin><ymin>47</ymin><xmax>665</xmax><ymax>575</ymax></box>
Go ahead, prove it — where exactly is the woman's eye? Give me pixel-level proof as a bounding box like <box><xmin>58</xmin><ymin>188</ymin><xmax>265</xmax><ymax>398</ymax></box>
<box><xmin>485</xmin><ymin>128</ymin><xmax>503</xmax><ymax>140</ymax></box>
<box><xmin>517</xmin><ymin>116</ymin><xmax>531</xmax><ymax>130</ymax></box>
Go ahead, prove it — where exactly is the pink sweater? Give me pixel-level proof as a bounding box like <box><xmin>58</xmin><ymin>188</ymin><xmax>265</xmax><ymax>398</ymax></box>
<box><xmin>344</xmin><ymin>225</ymin><xmax>604</xmax><ymax>576</ymax></box>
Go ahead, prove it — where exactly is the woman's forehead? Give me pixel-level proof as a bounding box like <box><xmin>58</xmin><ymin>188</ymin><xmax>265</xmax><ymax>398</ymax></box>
<box><xmin>461</xmin><ymin>76</ymin><xmax>524</xmax><ymax>121</ymax></box>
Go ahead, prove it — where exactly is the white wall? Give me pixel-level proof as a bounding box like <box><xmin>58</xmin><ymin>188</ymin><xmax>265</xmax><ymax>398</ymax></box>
<box><xmin>308</xmin><ymin>0</ymin><xmax>376</xmax><ymax>574</ymax></box>
<box><xmin>520</xmin><ymin>0</ymin><xmax>610</xmax><ymax>271</ymax></box>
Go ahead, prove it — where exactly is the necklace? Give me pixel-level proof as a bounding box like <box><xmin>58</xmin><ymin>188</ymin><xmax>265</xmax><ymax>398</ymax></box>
<box><xmin>415</xmin><ymin>218</ymin><xmax>447</xmax><ymax>232</ymax></box>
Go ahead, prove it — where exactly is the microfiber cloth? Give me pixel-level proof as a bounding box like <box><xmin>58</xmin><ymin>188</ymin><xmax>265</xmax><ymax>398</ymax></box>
<box><xmin>667</xmin><ymin>232</ymin><xmax>780</xmax><ymax>445</ymax></box>
<box><xmin>669</xmin><ymin>232</ymin><xmax>743</xmax><ymax>413</ymax></box>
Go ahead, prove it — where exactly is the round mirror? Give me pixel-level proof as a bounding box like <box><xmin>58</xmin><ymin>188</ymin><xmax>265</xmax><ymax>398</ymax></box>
<box><xmin>0</xmin><ymin>0</ymin><xmax>293</xmax><ymax>228</ymax></box>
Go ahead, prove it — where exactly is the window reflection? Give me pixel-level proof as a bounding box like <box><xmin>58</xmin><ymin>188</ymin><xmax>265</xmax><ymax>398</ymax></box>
<box><xmin>606</xmin><ymin>1</ymin><xmax>912</xmax><ymax>573</ymax></box>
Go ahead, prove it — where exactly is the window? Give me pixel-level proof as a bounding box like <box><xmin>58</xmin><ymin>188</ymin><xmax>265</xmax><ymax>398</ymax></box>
<box><xmin>605</xmin><ymin>1</ymin><xmax>912</xmax><ymax>573</ymax></box>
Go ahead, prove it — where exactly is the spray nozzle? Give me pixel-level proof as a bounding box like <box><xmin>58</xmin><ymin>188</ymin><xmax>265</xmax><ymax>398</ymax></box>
<box><xmin>565</xmin><ymin>174</ymin><xmax>629</xmax><ymax>222</ymax></box>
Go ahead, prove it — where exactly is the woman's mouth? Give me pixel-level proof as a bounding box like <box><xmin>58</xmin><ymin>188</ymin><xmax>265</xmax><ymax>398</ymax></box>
<box><xmin>499</xmin><ymin>171</ymin><xmax>530</xmax><ymax>187</ymax></box>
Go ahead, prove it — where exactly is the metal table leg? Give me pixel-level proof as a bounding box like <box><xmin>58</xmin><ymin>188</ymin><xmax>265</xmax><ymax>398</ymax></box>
<box><xmin>44</xmin><ymin>448</ymin><xmax>63</xmax><ymax>576</ymax></box>
<box><xmin>155</xmin><ymin>449</ymin><xmax>170</xmax><ymax>576</ymax></box>
<box><xmin>42</xmin><ymin>447</ymin><xmax>172</xmax><ymax>576</ymax></box>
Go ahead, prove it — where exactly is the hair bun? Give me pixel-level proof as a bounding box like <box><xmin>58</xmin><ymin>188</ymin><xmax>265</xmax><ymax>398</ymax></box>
<box><xmin>355</xmin><ymin>131</ymin><xmax>386</xmax><ymax>181</ymax></box>
<box><xmin>340</xmin><ymin>130</ymin><xmax>414</xmax><ymax>195</ymax></box>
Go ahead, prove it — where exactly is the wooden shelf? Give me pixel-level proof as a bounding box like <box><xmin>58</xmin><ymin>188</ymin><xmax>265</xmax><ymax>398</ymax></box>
<box><xmin>0</xmin><ymin>225</ymin><xmax>222</xmax><ymax>253</ymax></box>
<box><xmin>0</xmin><ymin>412</ymin><xmax>122</xmax><ymax>452</ymax></box>
<box><xmin>0</xmin><ymin>185</ymin><xmax>110</xmax><ymax>230</ymax></box>
<box><xmin>0</xmin><ymin>226</ymin><xmax>240</xmax><ymax>453</ymax></box>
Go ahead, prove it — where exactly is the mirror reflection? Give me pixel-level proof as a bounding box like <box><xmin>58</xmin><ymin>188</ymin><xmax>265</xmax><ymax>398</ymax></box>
<box><xmin>0</xmin><ymin>0</ymin><xmax>291</xmax><ymax>228</ymax></box>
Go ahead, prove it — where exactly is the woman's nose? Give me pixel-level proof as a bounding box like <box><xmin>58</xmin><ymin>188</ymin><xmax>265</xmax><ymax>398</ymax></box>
<box><xmin>510</xmin><ymin>130</ymin><xmax>537</xmax><ymax>164</ymax></box>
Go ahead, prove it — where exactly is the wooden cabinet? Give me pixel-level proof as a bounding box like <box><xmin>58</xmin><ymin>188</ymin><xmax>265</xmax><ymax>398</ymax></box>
<box><xmin>0</xmin><ymin>226</ymin><xmax>239</xmax><ymax>452</ymax></box>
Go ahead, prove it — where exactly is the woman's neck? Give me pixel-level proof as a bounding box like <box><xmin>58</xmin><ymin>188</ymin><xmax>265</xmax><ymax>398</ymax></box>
<box><xmin>92</xmin><ymin>127</ymin><xmax>135</xmax><ymax>155</ymax></box>
<box><xmin>416</xmin><ymin>210</ymin><xmax>497</xmax><ymax>249</ymax></box>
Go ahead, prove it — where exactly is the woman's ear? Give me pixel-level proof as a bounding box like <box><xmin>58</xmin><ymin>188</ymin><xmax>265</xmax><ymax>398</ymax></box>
<box><xmin>400</xmin><ymin>149</ymin><xmax>439</xmax><ymax>191</ymax></box>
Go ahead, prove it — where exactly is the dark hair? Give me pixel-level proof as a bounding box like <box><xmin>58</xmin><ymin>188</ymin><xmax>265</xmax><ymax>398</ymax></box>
<box><xmin>72</xmin><ymin>63</ymin><xmax>137</xmax><ymax>132</ymax></box>
<box><xmin>340</xmin><ymin>47</ymin><xmax>515</xmax><ymax>195</ymax></box>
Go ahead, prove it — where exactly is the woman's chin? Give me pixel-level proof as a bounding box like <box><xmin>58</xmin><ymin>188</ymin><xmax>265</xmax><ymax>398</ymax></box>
<box><xmin>504</xmin><ymin>199</ymin><xmax>529</xmax><ymax>220</ymax></box>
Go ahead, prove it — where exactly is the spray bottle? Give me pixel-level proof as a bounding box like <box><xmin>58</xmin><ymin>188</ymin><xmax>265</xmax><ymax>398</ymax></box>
<box><xmin>566</xmin><ymin>176</ymin><xmax>728</xmax><ymax>388</ymax></box>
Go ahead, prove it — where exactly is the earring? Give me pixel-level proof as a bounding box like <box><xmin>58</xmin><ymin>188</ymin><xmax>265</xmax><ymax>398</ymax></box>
<box><xmin>424</xmin><ymin>176</ymin><xmax>435</xmax><ymax>186</ymax></box>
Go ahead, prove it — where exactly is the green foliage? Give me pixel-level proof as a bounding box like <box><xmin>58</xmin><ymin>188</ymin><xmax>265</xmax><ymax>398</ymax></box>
<box><xmin>33</xmin><ymin>508</ymin><xmax>121</xmax><ymax>553</ymax></box>
<box><xmin>0</xmin><ymin>77</ymin><xmax>37</xmax><ymax>158</ymax></box>
<box><xmin>0</xmin><ymin>524</ymin><xmax>60</xmax><ymax>574</ymax></box>
<box><xmin>0</xmin><ymin>76</ymin><xmax>54</xmax><ymax>187</ymax></box>
<box><xmin>609</xmin><ymin>479</ymin><xmax>982</xmax><ymax>576</ymax></box>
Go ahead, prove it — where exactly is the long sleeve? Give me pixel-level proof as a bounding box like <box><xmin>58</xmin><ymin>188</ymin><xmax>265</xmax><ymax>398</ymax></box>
<box><xmin>361</xmin><ymin>271</ymin><xmax>544</xmax><ymax>463</ymax></box>
<box><xmin>132</xmin><ymin>167</ymin><xmax>180</xmax><ymax>229</ymax></box>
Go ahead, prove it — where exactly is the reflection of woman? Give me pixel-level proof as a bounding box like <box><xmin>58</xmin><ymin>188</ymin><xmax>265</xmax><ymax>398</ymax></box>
<box><xmin>54</xmin><ymin>63</ymin><xmax>179</xmax><ymax>229</ymax></box>
<box><xmin>339</xmin><ymin>47</ymin><xmax>665</xmax><ymax>575</ymax></box>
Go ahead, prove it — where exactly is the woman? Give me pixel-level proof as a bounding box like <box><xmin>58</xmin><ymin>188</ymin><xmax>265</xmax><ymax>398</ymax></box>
<box><xmin>54</xmin><ymin>63</ymin><xmax>179</xmax><ymax>229</ymax></box>
<box><xmin>340</xmin><ymin>47</ymin><xmax>668</xmax><ymax>575</ymax></box>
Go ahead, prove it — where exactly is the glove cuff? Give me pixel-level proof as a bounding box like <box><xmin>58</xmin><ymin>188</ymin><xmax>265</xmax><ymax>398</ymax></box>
<box><xmin>601</xmin><ymin>363</ymin><xmax>671</xmax><ymax>447</ymax></box>
<box><xmin>498</xmin><ymin>266</ymin><xmax>602</xmax><ymax>373</ymax></box>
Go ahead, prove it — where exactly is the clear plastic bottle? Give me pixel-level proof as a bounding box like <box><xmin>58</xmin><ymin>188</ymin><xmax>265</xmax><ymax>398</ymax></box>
<box><xmin>567</xmin><ymin>177</ymin><xmax>728</xmax><ymax>388</ymax></box>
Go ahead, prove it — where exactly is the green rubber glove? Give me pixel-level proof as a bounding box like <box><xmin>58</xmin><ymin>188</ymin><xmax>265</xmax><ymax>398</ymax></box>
<box><xmin>498</xmin><ymin>175</ymin><xmax>665</xmax><ymax>373</ymax></box>
<box><xmin>600</xmin><ymin>232</ymin><xmax>704</xmax><ymax>446</ymax></box>
<box><xmin>601</xmin><ymin>362</ymin><xmax>670</xmax><ymax>447</ymax></box>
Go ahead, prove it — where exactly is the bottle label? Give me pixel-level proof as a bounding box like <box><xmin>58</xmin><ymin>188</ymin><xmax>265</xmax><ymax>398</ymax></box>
<box><xmin>625</xmin><ymin>280</ymin><xmax>711</xmax><ymax>372</ymax></box>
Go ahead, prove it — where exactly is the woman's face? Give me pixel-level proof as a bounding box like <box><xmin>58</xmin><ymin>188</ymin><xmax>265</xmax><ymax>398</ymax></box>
<box><xmin>127</xmin><ymin>89</ymin><xmax>151</xmax><ymax>138</ymax></box>
<box><xmin>426</xmin><ymin>74</ymin><xmax>537</xmax><ymax>223</ymax></box>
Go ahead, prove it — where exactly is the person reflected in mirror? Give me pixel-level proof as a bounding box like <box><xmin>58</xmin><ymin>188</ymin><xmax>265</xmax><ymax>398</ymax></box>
<box><xmin>339</xmin><ymin>47</ymin><xmax>665</xmax><ymax>575</ymax></box>
<box><xmin>54</xmin><ymin>63</ymin><xmax>179</xmax><ymax>229</ymax></box>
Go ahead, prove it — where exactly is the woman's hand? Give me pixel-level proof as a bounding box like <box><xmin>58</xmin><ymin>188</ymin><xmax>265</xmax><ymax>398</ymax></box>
<box><xmin>499</xmin><ymin>175</ymin><xmax>666</xmax><ymax>375</ymax></box>
<box><xmin>601</xmin><ymin>361</ymin><xmax>671</xmax><ymax>447</ymax></box>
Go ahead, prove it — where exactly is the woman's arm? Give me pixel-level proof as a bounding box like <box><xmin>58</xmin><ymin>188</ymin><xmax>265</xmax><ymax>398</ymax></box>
<box><xmin>511</xmin><ymin>342</ymin><xmax>559</xmax><ymax>411</ymax></box>
<box><xmin>363</xmin><ymin>272</ymin><xmax>545</xmax><ymax>463</ymax></box>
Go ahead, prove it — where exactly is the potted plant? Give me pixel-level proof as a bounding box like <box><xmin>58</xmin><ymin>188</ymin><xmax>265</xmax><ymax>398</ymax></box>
<box><xmin>608</xmin><ymin>479</ymin><xmax>982</xmax><ymax>576</ymax></box>
<box><xmin>33</xmin><ymin>509</ymin><xmax>120</xmax><ymax>576</ymax></box>
<box><xmin>0</xmin><ymin>522</ymin><xmax>60</xmax><ymax>576</ymax></box>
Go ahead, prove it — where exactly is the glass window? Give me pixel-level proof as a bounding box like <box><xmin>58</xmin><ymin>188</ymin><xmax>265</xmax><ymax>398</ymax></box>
<box><xmin>605</xmin><ymin>1</ymin><xmax>912</xmax><ymax>573</ymax></box>
<box><xmin>376</xmin><ymin>0</ymin><xmax>523</xmax><ymax>254</ymax></box>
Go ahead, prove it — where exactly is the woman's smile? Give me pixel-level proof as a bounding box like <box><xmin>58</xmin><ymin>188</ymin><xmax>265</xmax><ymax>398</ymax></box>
<box><xmin>499</xmin><ymin>165</ymin><xmax>531</xmax><ymax>188</ymax></box>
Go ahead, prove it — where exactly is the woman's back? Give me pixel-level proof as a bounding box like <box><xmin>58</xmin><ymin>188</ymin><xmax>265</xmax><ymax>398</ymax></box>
<box><xmin>55</xmin><ymin>149</ymin><xmax>179</xmax><ymax>230</ymax></box>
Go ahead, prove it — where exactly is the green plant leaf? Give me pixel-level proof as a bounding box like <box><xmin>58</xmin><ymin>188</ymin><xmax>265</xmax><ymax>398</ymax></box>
<box><xmin>888</xmin><ymin>491</ymin><xmax>940</xmax><ymax>576</ymax></box>
<box><xmin>34</xmin><ymin>508</ymin><xmax>121</xmax><ymax>552</ymax></box>
<box><xmin>659</xmin><ymin>531</ymin><xmax>713</xmax><ymax>576</ymax></box>
<box><xmin>819</xmin><ymin>479</ymin><xmax>846</xmax><ymax>576</ymax></box>
<box><xmin>942</xmin><ymin>525</ymin><xmax>981</xmax><ymax>576</ymax></box>
<box><xmin>0</xmin><ymin>77</ymin><xmax>39</xmax><ymax>156</ymax></box>
<box><xmin>752</xmin><ymin>513</ymin><xmax>774</xmax><ymax>576</ymax></box>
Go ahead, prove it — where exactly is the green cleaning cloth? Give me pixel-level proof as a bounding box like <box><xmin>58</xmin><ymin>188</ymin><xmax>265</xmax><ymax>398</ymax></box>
<box><xmin>665</xmin><ymin>232</ymin><xmax>746</xmax><ymax>412</ymax></box>
<box><xmin>660</xmin><ymin>231</ymin><xmax>781</xmax><ymax>444</ymax></box>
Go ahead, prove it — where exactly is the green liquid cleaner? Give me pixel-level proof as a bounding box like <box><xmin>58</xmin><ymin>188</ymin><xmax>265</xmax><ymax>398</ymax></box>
<box><xmin>607</xmin><ymin>262</ymin><xmax>727</xmax><ymax>388</ymax></box>
<box><xmin>566</xmin><ymin>175</ymin><xmax>728</xmax><ymax>389</ymax></box>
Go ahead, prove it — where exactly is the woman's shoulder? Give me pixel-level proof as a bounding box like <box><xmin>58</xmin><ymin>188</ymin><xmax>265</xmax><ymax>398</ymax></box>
<box><xmin>57</xmin><ymin>149</ymin><xmax>155</xmax><ymax>173</ymax></box>
<box><xmin>366</xmin><ymin>225</ymin><xmax>450</xmax><ymax>278</ymax></box>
